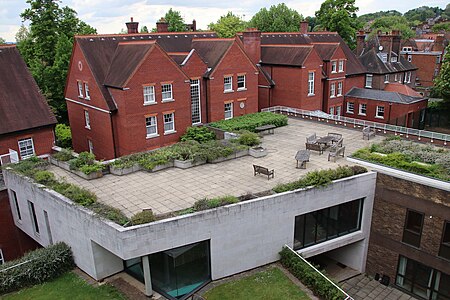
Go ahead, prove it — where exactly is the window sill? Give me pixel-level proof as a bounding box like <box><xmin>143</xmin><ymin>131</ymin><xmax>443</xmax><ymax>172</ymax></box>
<box><xmin>78</xmin><ymin>96</ymin><xmax>84</xmax><ymax>99</ymax></box>
<box><xmin>85</xmin><ymin>97</ymin><xmax>90</xmax><ymax>100</ymax></box>
<box><xmin>224</xmin><ymin>117</ymin><xmax>233</xmax><ymax>120</ymax></box>
<box><xmin>237</xmin><ymin>88</ymin><xmax>247</xmax><ymax>91</ymax></box>
<box><xmin>85</xmin><ymin>126</ymin><xmax>91</xmax><ymax>130</ymax></box>
<box><xmin>331</xmin><ymin>71</ymin><xmax>337</xmax><ymax>74</ymax></box>
<box><xmin>358</xmin><ymin>113</ymin><xmax>366</xmax><ymax>116</ymax></box>
<box><xmin>164</xmin><ymin>130</ymin><xmax>177</xmax><ymax>136</ymax></box>
<box><xmin>224</xmin><ymin>90</ymin><xmax>234</xmax><ymax>93</ymax></box>
<box><xmin>337</xmin><ymin>94</ymin><xmax>342</xmax><ymax>97</ymax></box>
<box><xmin>307</xmin><ymin>93</ymin><xmax>315</xmax><ymax>97</ymax></box>
<box><xmin>144</xmin><ymin>102</ymin><xmax>157</xmax><ymax>106</ymax></box>
<box><xmin>330</xmin><ymin>96</ymin><xmax>336</xmax><ymax>98</ymax></box>
<box><xmin>146</xmin><ymin>134</ymin><xmax>159</xmax><ymax>139</ymax></box>
<box><xmin>162</xmin><ymin>99</ymin><xmax>175</xmax><ymax>103</ymax></box>
<box><xmin>346</xmin><ymin>111</ymin><xmax>354</xmax><ymax>114</ymax></box>
<box><xmin>365</xmin><ymin>86</ymin><xmax>372</xmax><ymax>89</ymax></box>
<box><xmin>375</xmin><ymin>116</ymin><xmax>384</xmax><ymax>119</ymax></box>
<box><xmin>338</xmin><ymin>70</ymin><xmax>344</xmax><ymax>73</ymax></box>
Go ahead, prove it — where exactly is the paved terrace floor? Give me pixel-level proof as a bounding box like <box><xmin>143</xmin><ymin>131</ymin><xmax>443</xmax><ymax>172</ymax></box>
<box><xmin>50</xmin><ymin>118</ymin><xmax>383</xmax><ymax>217</ymax></box>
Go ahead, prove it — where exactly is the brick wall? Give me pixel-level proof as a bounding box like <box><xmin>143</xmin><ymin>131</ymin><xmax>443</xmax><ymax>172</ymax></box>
<box><xmin>406</xmin><ymin>53</ymin><xmax>441</xmax><ymax>88</ymax></box>
<box><xmin>0</xmin><ymin>127</ymin><xmax>54</xmax><ymax>159</ymax></box>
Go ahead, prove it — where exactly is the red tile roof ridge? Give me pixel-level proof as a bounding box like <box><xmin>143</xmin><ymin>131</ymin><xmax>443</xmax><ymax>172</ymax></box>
<box><xmin>75</xmin><ymin>31</ymin><xmax>216</xmax><ymax>38</ymax></box>
<box><xmin>0</xmin><ymin>44</ymin><xmax>16</xmax><ymax>48</ymax></box>
<box><xmin>312</xmin><ymin>42</ymin><xmax>340</xmax><ymax>45</ymax></box>
<box><xmin>117</xmin><ymin>40</ymin><xmax>156</xmax><ymax>45</ymax></box>
<box><xmin>192</xmin><ymin>38</ymin><xmax>234</xmax><ymax>42</ymax></box>
<box><xmin>262</xmin><ymin>44</ymin><xmax>313</xmax><ymax>47</ymax></box>
<box><xmin>261</xmin><ymin>31</ymin><xmax>338</xmax><ymax>35</ymax></box>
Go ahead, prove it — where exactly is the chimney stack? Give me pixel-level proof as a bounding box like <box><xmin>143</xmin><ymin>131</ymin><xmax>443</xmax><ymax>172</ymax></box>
<box><xmin>391</xmin><ymin>30</ymin><xmax>401</xmax><ymax>57</ymax></box>
<box><xmin>434</xmin><ymin>35</ymin><xmax>445</xmax><ymax>52</ymax></box>
<box><xmin>300</xmin><ymin>21</ymin><xmax>309</xmax><ymax>34</ymax></box>
<box><xmin>192</xmin><ymin>19</ymin><xmax>197</xmax><ymax>32</ymax></box>
<box><xmin>242</xmin><ymin>28</ymin><xmax>261</xmax><ymax>65</ymax></box>
<box><xmin>126</xmin><ymin>17</ymin><xmax>139</xmax><ymax>34</ymax></box>
<box><xmin>356</xmin><ymin>30</ymin><xmax>366</xmax><ymax>56</ymax></box>
<box><xmin>156</xmin><ymin>18</ymin><xmax>169</xmax><ymax>32</ymax></box>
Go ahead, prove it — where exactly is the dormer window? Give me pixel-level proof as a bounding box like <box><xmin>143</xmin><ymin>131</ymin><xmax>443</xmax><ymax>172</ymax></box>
<box><xmin>379</xmin><ymin>53</ymin><xmax>387</xmax><ymax>63</ymax></box>
<box><xmin>391</xmin><ymin>56</ymin><xmax>397</xmax><ymax>63</ymax></box>
<box><xmin>338</xmin><ymin>60</ymin><xmax>344</xmax><ymax>72</ymax></box>
<box><xmin>331</xmin><ymin>61</ymin><xmax>337</xmax><ymax>73</ymax></box>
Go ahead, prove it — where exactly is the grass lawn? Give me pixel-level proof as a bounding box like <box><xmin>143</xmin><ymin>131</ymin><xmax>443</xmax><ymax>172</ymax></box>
<box><xmin>203</xmin><ymin>267</ymin><xmax>310</xmax><ymax>300</ymax></box>
<box><xmin>2</xmin><ymin>272</ymin><xmax>126</xmax><ymax>300</ymax></box>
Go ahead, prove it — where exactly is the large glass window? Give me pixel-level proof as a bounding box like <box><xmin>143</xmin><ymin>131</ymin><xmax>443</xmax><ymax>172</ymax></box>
<box><xmin>143</xmin><ymin>86</ymin><xmax>155</xmax><ymax>104</ymax></box>
<box><xmin>224</xmin><ymin>76</ymin><xmax>232</xmax><ymax>92</ymax></box>
<box><xmin>439</xmin><ymin>221</ymin><xmax>450</xmax><ymax>260</ymax></box>
<box><xmin>18</xmin><ymin>138</ymin><xmax>35</xmax><ymax>159</ymax></box>
<box><xmin>293</xmin><ymin>198</ymin><xmax>363</xmax><ymax>250</ymax></box>
<box><xmin>162</xmin><ymin>84</ymin><xmax>173</xmax><ymax>101</ymax></box>
<box><xmin>402</xmin><ymin>209</ymin><xmax>424</xmax><ymax>248</ymax></box>
<box><xmin>146</xmin><ymin>116</ymin><xmax>158</xmax><ymax>137</ymax></box>
<box><xmin>308</xmin><ymin>72</ymin><xmax>315</xmax><ymax>95</ymax></box>
<box><xmin>190</xmin><ymin>79</ymin><xmax>201</xmax><ymax>124</ymax></box>
<box><xmin>164</xmin><ymin>113</ymin><xmax>175</xmax><ymax>133</ymax></box>
<box><xmin>365</xmin><ymin>74</ymin><xmax>373</xmax><ymax>88</ymax></box>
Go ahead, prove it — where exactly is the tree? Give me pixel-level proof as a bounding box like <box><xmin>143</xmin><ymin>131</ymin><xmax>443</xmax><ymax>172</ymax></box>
<box><xmin>370</xmin><ymin>16</ymin><xmax>415</xmax><ymax>40</ymax></box>
<box><xmin>358</xmin><ymin>10</ymin><xmax>402</xmax><ymax>24</ymax></box>
<box><xmin>434</xmin><ymin>45</ymin><xmax>450</xmax><ymax>109</ymax></box>
<box><xmin>249</xmin><ymin>3</ymin><xmax>303</xmax><ymax>32</ymax></box>
<box><xmin>432</xmin><ymin>22</ymin><xmax>450</xmax><ymax>33</ymax></box>
<box><xmin>404</xmin><ymin>6</ymin><xmax>442</xmax><ymax>22</ymax></box>
<box><xmin>140</xmin><ymin>26</ymin><xmax>149</xmax><ymax>33</ymax></box>
<box><xmin>165</xmin><ymin>8</ymin><xmax>185</xmax><ymax>32</ymax></box>
<box><xmin>208</xmin><ymin>12</ymin><xmax>247</xmax><ymax>38</ymax></box>
<box><xmin>0</xmin><ymin>37</ymin><xmax>5</xmax><ymax>44</ymax></box>
<box><xmin>315</xmin><ymin>0</ymin><xmax>361</xmax><ymax>49</ymax></box>
<box><xmin>442</xmin><ymin>4</ymin><xmax>450</xmax><ymax>20</ymax></box>
<box><xmin>18</xmin><ymin>0</ymin><xmax>96</xmax><ymax>122</ymax></box>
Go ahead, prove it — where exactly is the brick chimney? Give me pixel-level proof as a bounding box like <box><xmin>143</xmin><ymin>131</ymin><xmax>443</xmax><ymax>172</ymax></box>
<box><xmin>356</xmin><ymin>30</ymin><xmax>366</xmax><ymax>56</ymax></box>
<box><xmin>242</xmin><ymin>28</ymin><xmax>261</xmax><ymax>65</ymax></box>
<box><xmin>126</xmin><ymin>17</ymin><xmax>139</xmax><ymax>34</ymax></box>
<box><xmin>192</xmin><ymin>19</ymin><xmax>196</xmax><ymax>32</ymax></box>
<box><xmin>300</xmin><ymin>21</ymin><xmax>308</xmax><ymax>34</ymax></box>
<box><xmin>434</xmin><ymin>35</ymin><xmax>445</xmax><ymax>52</ymax></box>
<box><xmin>391</xmin><ymin>30</ymin><xmax>401</xmax><ymax>57</ymax></box>
<box><xmin>156</xmin><ymin>18</ymin><xmax>169</xmax><ymax>32</ymax></box>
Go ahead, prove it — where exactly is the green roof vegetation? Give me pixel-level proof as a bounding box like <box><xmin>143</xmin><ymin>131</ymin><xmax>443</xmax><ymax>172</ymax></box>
<box><xmin>209</xmin><ymin>112</ymin><xmax>288</xmax><ymax>132</ymax></box>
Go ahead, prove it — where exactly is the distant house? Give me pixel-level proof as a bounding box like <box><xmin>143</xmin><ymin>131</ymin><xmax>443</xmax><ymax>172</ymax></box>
<box><xmin>0</xmin><ymin>45</ymin><xmax>56</xmax><ymax>263</ymax></box>
<box><xmin>65</xmin><ymin>19</ymin><xmax>258</xmax><ymax>160</ymax></box>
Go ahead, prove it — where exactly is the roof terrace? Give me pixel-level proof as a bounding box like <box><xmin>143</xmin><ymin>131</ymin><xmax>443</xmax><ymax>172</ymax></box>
<box><xmin>50</xmin><ymin>117</ymin><xmax>383</xmax><ymax>217</ymax></box>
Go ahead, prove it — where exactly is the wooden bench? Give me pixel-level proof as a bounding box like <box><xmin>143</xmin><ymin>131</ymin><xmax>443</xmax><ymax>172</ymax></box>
<box><xmin>306</xmin><ymin>133</ymin><xmax>318</xmax><ymax>144</ymax></box>
<box><xmin>363</xmin><ymin>126</ymin><xmax>376</xmax><ymax>140</ymax></box>
<box><xmin>305</xmin><ymin>142</ymin><xmax>324</xmax><ymax>155</ymax></box>
<box><xmin>328</xmin><ymin>132</ymin><xmax>342</xmax><ymax>143</ymax></box>
<box><xmin>328</xmin><ymin>146</ymin><xmax>345</xmax><ymax>162</ymax></box>
<box><xmin>255</xmin><ymin>124</ymin><xmax>276</xmax><ymax>135</ymax></box>
<box><xmin>253</xmin><ymin>164</ymin><xmax>274</xmax><ymax>180</ymax></box>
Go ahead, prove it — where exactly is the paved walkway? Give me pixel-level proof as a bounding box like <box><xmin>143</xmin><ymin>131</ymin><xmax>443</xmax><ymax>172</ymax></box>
<box><xmin>342</xmin><ymin>274</ymin><xmax>415</xmax><ymax>300</ymax></box>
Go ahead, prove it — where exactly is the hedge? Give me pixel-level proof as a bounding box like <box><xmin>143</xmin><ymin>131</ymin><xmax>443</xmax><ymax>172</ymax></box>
<box><xmin>209</xmin><ymin>112</ymin><xmax>288</xmax><ymax>132</ymax></box>
<box><xmin>55</xmin><ymin>124</ymin><xmax>72</xmax><ymax>149</ymax></box>
<box><xmin>0</xmin><ymin>242</ymin><xmax>75</xmax><ymax>295</ymax></box>
<box><xmin>279</xmin><ymin>247</ymin><xmax>345</xmax><ymax>300</ymax></box>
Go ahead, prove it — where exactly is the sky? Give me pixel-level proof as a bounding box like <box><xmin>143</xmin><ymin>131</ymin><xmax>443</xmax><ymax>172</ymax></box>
<box><xmin>0</xmin><ymin>0</ymin><xmax>448</xmax><ymax>42</ymax></box>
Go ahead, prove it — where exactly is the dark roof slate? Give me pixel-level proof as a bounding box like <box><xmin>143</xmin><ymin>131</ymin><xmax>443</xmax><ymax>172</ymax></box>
<box><xmin>345</xmin><ymin>87</ymin><xmax>426</xmax><ymax>104</ymax></box>
<box><xmin>313</xmin><ymin>43</ymin><xmax>338</xmax><ymax>61</ymax></box>
<box><xmin>359</xmin><ymin>49</ymin><xmax>417</xmax><ymax>74</ymax></box>
<box><xmin>191</xmin><ymin>39</ymin><xmax>233</xmax><ymax>71</ymax></box>
<box><xmin>0</xmin><ymin>46</ymin><xmax>56</xmax><ymax>135</ymax></box>
<box><xmin>261</xmin><ymin>45</ymin><xmax>312</xmax><ymax>66</ymax></box>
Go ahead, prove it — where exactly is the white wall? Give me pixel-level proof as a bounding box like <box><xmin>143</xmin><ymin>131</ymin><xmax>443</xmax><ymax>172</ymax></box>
<box><xmin>4</xmin><ymin>170</ymin><xmax>376</xmax><ymax>280</ymax></box>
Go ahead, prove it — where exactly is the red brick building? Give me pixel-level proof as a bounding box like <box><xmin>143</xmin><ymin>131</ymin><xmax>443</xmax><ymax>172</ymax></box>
<box><xmin>66</xmin><ymin>21</ymin><xmax>258</xmax><ymax>159</ymax></box>
<box><xmin>0</xmin><ymin>45</ymin><xmax>56</xmax><ymax>263</ymax></box>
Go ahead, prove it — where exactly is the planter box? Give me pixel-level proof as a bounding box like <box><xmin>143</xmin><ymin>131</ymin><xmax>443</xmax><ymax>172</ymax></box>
<box><xmin>208</xmin><ymin>154</ymin><xmax>235</xmax><ymax>164</ymax></box>
<box><xmin>234</xmin><ymin>149</ymin><xmax>249</xmax><ymax>158</ymax></box>
<box><xmin>249</xmin><ymin>147</ymin><xmax>268</xmax><ymax>158</ymax></box>
<box><xmin>145</xmin><ymin>161</ymin><xmax>174</xmax><ymax>173</ymax></box>
<box><xmin>110</xmin><ymin>164</ymin><xmax>141</xmax><ymax>176</ymax></box>
<box><xmin>174</xmin><ymin>159</ymin><xmax>207</xmax><ymax>169</ymax></box>
<box><xmin>49</xmin><ymin>157</ymin><xmax>72</xmax><ymax>171</ymax></box>
<box><xmin>73</xmin><ymin>169</ymin><xmax>103</xmax><ymax>180</ymax></box>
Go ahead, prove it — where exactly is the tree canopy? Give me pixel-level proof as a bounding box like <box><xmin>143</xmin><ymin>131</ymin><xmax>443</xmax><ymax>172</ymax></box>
<box><xmin>357</xmin><ymin>10</ymin><xmax>402</xmax><ymax>25</ymax></box>
<box><xmin>249</xmin><ymin>3</ymin><xmax>303</xmax><ymax>32</ymax></box>
<box><xmin>315</xmin><ymin>0</ymin><xmax>360</xmax><ymax>49</ymax></box>
<box><xmin>369</xmin><ymin>16</ymin><xmax>415</xmax><ymax>40</ymax></box>
<box><xmin>432</xmin><ymin>22</ymin><xmax>450</xmax><ymax>33</ymax></box>
<box><xmin>165</xmin><ymin>8</ymin><xmax>185</xmax><ymax>32</ymax></box>
<box><xmin>404</xmin><ymin>6</ymin><xmax>442</xmax><ymax>22</ymax></box>
<box><xmin>208</xmin><ymin>12</ymin><xmax>247</xmax><ymax>38</ymax></box>
<box><xmin>434</xmin><ymin>45</ymin><xmax>450</xmax><ymax>109</ymax></box>
<box><xmin>18</xmin><ymin>0</ymin><xmax>96</xmax><ymax>122</ymax></box>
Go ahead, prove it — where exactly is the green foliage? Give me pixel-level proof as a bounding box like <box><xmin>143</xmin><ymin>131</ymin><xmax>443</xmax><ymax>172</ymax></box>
<box><xmin>357</xmin><ymin>10</ymin><xmax>402</xmax><ymax>24</ymax></box>
<box><xmin>164</xmin><ymin>8</ymin><xmax>185</xmax><ymax>32</ymax></box>
<box><xmin>209</xmin><ymin>112</ymin><xmax>288</xmax><ymax>132</ymax></box>
<box><xmin>89</xmin><ymin>203</ymin><xmax>129</xmax><ymax>225</ymax></box>
<box><xmin>193</xmin><ymin>195</ymin><xmax>239</xmax><ymax>212</ymax></box>
<box><xmin>249</xmin><ymin>4</ymin><xmax>303</xmax><ymax>32</ymax></box>
<box><xmin>110</xmin><ymin>153</ymin><xmax>144</xmax><ymax>169</ymax></box>
<box><xmin>53</xmin><ymin>182</ymin><xmax>97</xmax><ymax>206</ymax></box>
<box><xmin>369</xmin><ymin>16</ymin><xmax>414</xmax><ymax>39</ymax></box>
<box><xmin>279</xmin><ymin>247</ymin><xmax>345</xmax><ymax>300</ymax></box>
<box><xmin>434</xmin><ymin>45</ymin><xmax>450</xmax><ymax>106</ymax></box>
<box><xmin>52</xmin><ymin>148</ymin><xmax>74</xmax><ymax>161</ymax></box>
<box><xmin>237</xmin><ymin>131</ymin><xmax>260</xmax><ymax>146</ymax></box>
<box><xmin>34</xmin><ymin>170</ymin><xmax>56</xmax><ymax>185</ymax></box>
<box><xmin>7</xmin><ymin>156</ymin><xmax>48</xmax><ymax>178</ymax></box>
<box><xmin>404</xmin><ymin>6</ymin><xmax>442</xmax><ymax>22</ymax></box>
<box><xmin>208</xmin><ymin>12</ymin><xmax>247</xmax><ymax>38</ymax></box>
<box><xmin>432</xmin><ymin>22</ymin><xmax>450</xmax><ymax>32</ymax></box>
<box><xmin>138</xmin><ymin>149</ymin><xmax>173</xmax><ymax>170</ymax></box>
<box><xmin>0</xmin><ymin>37</ymin><xmax>5</xmax><ymax>44</ymax></box>
<box><xmin>69</xmin><ymin>152</ymin><xmax>103</xmax><ymax>175</ymax></box>
<box><xmin>140</xmin><ymin>25</ymin><xmax>149</xmax><ymax>33</ymax></box>
<box><xmin>273</xmin><ymin>166</ymin><xmax>367</xmax><ymax>193</ymax></box>
<box><xmin>0</xmin><ymin>242</ymin><xmax>75</xmax><ymax>295</ymax></box>
<box><xmin>315</xmin><ymin>0</ymin><xmax>361</xmax><ymax>49</ymax></box>
<box><xmin>201</xmin><ymin>140</ymin><xmax>235</xmax><ymax>161</ymax></box>
<box><xmin>181</xmin><ymin>126</ymin><xmax>216</xmax><ymax>143</ymax></box>
<box><xmin>130</xmin><ymin>210</ymin><xmax>156</xmax><ymax>225</ymax></box>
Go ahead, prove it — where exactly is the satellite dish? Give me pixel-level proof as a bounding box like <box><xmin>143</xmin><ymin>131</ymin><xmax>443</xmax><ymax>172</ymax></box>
<box><xmin>379</xmin><ymin>45</ymin><xmax>383</xmax><ymax>51</ymax></box>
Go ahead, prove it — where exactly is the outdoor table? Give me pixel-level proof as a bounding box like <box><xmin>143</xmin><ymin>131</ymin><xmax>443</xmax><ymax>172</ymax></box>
<box><xmin>317</xmin><ymin>136</ymin><xmax>334</xmax><ymax>148</ymax></box>
<box><xmin>295</xmin><ymin>150</ymin><xmax>310</xmax><ymax>169</ymax></box>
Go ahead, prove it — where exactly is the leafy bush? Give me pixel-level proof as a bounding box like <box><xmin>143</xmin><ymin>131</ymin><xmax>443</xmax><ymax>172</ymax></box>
<box><xmin>34</xmin><ymin>170</ymin><xmax>56</xmax><ymax>185</ymax></box>
<box><xmin>138</xmin><ymin>149</ymin><xmax>174</xmax><ymax>170</ymax></box>
<box><xmin>237</xmin><ymin>130</ymin><xmax>260</xmax><ymax>146</ymax></box>
<box><xmin>79</xmin><ymin>164</ymin><xmax>104</xmax><ymax>175</ymax></box>
<box><xmin>68</xmin><ymin>152</ymin><xmax>103</xmax><ymax>175</ymax></box>
<box><xmin>130</xmin><ymin>210</ymin><xmax>155</xmax><ymax>225</ymax></box>
<box><xmin>181</xmin><ymin>126</ymin><xmax>216</xmax><ymax>143</ymax></box>
<box><xmin>170</xmin><ymin>140</ymin><xmax>207</xmax><ymax>162</ymax></box>
<box><xmin>0</xmin><ymin>242</ymin><xmax>75</xmax><ymax>294</ymax></box>
<box><xmin>7</xmin><ymin>156</ymin><xmax>48</xmax><ymax>178</ymax></box>
<box><xmin>110</xmin><ymin>153</ymin><xmax>144</xmax><ymax>169</ymax></box>
<box><xmin>273</xmin><ymin>166</ymin><xmax>368</xmax><ymax>193</ymax></box>
<box><xmin>209</xmin><ymin>112</ymin><xmax>288</xmax><ymax>132</ymax></box>
<box><xmin>279</xmin><ymin>247</ymin><xmax>345</xmax><ymax>300</ymax></box>
<box><xmin>193</xmin><ymin>195</ymin><xmax>239</xmax><ymax>212</ymax></box>
<box><xmin>52</xmin><ymin>148</ymin><xmax>74</xmax><ymax>161</ymax></box>
<box><xmin>55</xmin><ymin>124</ymin><xmax>72</xmax><ymax>149</ymax></box>
<box><xmin>89</xmin><ymin>202</ymin><xmax>129</xmax><ymax>225</ymax></box>
<box><xmin>201</xmin><ymin>140</ymin><xmax>235</xmax><ymax>161</ymax></box>
<box><xmin>52</xmin><ymin>182</ymin><xmax>97</xmax><ymax>206</ymax></box>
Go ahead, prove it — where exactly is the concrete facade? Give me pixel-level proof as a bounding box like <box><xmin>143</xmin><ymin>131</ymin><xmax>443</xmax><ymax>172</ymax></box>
<box><xmin>4</xmin><ymin>169</ymin><xmax>376</xmax><ymax>286</ymax></box>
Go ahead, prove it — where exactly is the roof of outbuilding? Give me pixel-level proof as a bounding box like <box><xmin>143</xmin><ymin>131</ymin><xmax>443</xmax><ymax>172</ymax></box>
<box><xmin>0</xmin><ymin>45</ymin><xmax>56</xmax><ymax>135</ymax></box>
<box><xmin>346</xmin><ymin>87</ymin><xmax>427</xmax><ymax>104</ymax></box>
<box><xmin>260</xmin><ymin>45</ymin><xmax>313</xmax><ymax>66</ymax></box>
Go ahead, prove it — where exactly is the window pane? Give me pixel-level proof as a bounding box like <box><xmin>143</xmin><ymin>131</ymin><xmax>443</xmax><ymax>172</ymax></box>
<box><xmin>162</xmin><ymin>84</ymin><xmax>172</xmax><ymax>100</ymax></box>
<box><xmin>190</xmin><ymin>80</ymin><xmax>201</xmax><ymax>124</ymax></box>
<box><xmin>403</xmin><ymin>210</ymin><xmax>423</xmax><ymax>247</ymax></box>
<box><xmin>304</xmin><ymin>213</ymin><xmax>317</xmax><ymax>247</ymax></box>
<box><xmin>439</xmin><ymin>222</ymin><xmax>450</xmax><ymax>260</ymax></box>
<box><xmin>294</xmin><ymin>215</ymin><xmax>305</xmax><ymax>250</ymax></box>
<box><xmin>18</xmin><ymin>138</ymin><xmax>34</xmax><ymax>159</ymax></box>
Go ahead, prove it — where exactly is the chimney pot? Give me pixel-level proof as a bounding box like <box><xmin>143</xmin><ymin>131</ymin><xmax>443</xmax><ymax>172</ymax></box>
<box><xmin>156</xmin><ymin>18</ymin><xmax>169</xmax><ymax>32</ymax></box>
<box><xmin>300</xmin><ymin>21</ymin><xmax>308</xmax><ymax>34</ymax></box>
<box><xmin>242</xmin><ymin>28</ymin><xmax>261</xmax><ymax>64</ymax></box>
<box><xmin>126</xmin><ymin>17</ymin><xmax>139</xmax><ymax>34</ymax></box>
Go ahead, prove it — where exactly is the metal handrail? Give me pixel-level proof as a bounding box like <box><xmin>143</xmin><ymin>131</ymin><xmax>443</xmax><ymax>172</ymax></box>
<box><xmin>262</xmin><ymin>106</ymin><xmax>449</xmax><ymax>145</ymax></box>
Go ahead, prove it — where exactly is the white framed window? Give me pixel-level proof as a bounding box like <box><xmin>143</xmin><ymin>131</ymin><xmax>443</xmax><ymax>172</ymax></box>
<box><xmin>329</xmin><ymin>107</ymin><xmax>334</xmax><ymax>115</ymax></box>
<box><xmin>376</xmin><ymin>106</ymin><xmax>385</xmax><ymax>119</ymax></box>
<box><xmin>224</xmin><ymin>76</ymin><xmax>233</xmax><ymax>92</ymax></box>
<box><xmin>407</xmin><ymin>71</ymin><xmax>411</xmax><ymax>83</ymax></box>
<box><xmin>391</xmin><ymin>56</ymin><xmax>397</xmax><ymax>62</ymax></box>
<box><xmin>336</xmin><ymin>106</ymin><xmax>341</xmax><ymax>116</ymax></box>
<box><xmin>308</xmin><ymin>72</ymin><xmax>315</xmax><ymax>95</ymax></box>
<box><xmin>408</xmin><ymin>55</ymin><xmax>412</xmax><ymax>62</ymax></box>
<box><xmin>380</xmin><ymin>53</ymin><xmax>387</xmax><ymax>63</ymax></box>
<box><xmin>338</xmin><ymin>60</ymin><xmax>344</xmax><ymax>72</ymax></box>
<box><xmin>224</xmin><ymin>102</ymin><xmax>233</xmax><ymax>119</ymax></box>
<box><xmin>163</xmin><ymin>113</ymin><xmax>175</xmax><ymax>133</ymax></box>
<box><xmin>77</xmin><ymin>81</ymin><xmax>83</xmax><ymax>98</ymax></box>
<box><xmin>84</xmin><ymin>83</ymin><xmax>90</xmax><ymax>100</ymax></box>
<box><xmin>161</xmin><ymin>84</ymin><xmax>173</xmax><ymax>101</ymax></box>
<box><xmin>436</xmin><ymin>55</ymin><xmax>441</xmax><ymax>64</ymax></box>
<box><xmin>359</xmin><ymin>103</ymin><xmax>367</xmax><ymax>116</ymax></box>
<box><xmin>237</xmin><ymin>75</ymin><xmax>246</xmax><ymax>90</ymax></box>
<box><xmin>398</xmin><ymin>74</ymin><xmax>402</xmax><ymax>83</ymax></box>
<box><xmin>337</xmin><ymin>82</ymin><xmax>343</xmax><ymax>96</ymax></box>
<box><xmin>394</xmin><ymin>73</ymin><xmax>398</xmax><ymax>81</ymax></box>
<box><xmin>146</xmin><ymin>116</ymin><xmax>158</xmax><ymax>137</ymax></box>
<box><xmin>18</xmin><ymin>138</ymin><xmax>35</xmax><ymax>159</ymax></box>
<box><xmin>365</xmin><ymin>74</ymin><xmax>373</xmax><ymax>88</ymax></box>
<box><xmin>331</xmin><ymin>61</ymin><xmax>337</xmax><ymax>73</ymax></box>
<box><xmin>384</xmin><ymin>74</ymin><xmax>389</xmax><ymax>83</ymax></box>
<box><xmin>330</xmin><ymin>83</ymin><xmax>336</xmax><ymax>97</ymax></box>
<box><xmin>190</xmin><ymin>79</ymin><xmax>201</xmax><ymax>125</ymax></box>
<box><xmin>346</xmin><ymin>102</ymin><xmax>354</xmax><ymax>114</ymax></box>
<box><xmin>84</xmin><ymin>110</ymin><xmax>90</xmax><ymax>129</ymax></box>
<box><xmin>88</xmin><ymin>139</ymin><xmax>94</xmax><ymax>154</ymax></box>
<box><xmin>143</xmin><ymin>85</ymin><xmax>155</xmax><ymax>104</ymax></box>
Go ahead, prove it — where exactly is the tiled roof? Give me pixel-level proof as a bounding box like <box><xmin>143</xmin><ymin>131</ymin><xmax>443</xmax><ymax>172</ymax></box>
<box><xmin>346</xmin><ymin>87</ymin><xmax>426</xmax><ymax>104</ymax></box>
<box><xmin>313</xmin><ymin>43</ymin><xmax>339</xmax><ymax>61</ymax></box>
<box><xmin>384</xmin><ymin>83</ymin><xmax>423</xmax><ymax>97</ymax></box>
<box><xmin>260</xmin><ymin>45</ymin><xmax>312</xmax><ymax>66</ymax></box>
<box><xmin>359</xmin><ymin>49</ymin><xmax>417</xmax><ymax>74</ymax></box>
<box><xmin>191</xmin><ymin>39</ymin><xmax>234</xmax><ymax>72</ymax></box>
<box><xmin>0</xmin><ymin>45</ymin><xmax>56</xmax><ymax>135</ymax></box>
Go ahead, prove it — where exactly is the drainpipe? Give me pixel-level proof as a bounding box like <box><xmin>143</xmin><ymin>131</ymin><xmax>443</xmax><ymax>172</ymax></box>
<box><xmin>110</xmin><ymin>112</ymin><xmax>118</xmax><ymax>158</ymax></box>
<box><xmin>204</xmin><ymin>77</ymin><xmax>209</xmax><ymax>123</ymax></box>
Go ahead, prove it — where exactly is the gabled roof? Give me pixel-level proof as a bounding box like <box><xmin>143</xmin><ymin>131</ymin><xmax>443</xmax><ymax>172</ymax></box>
<box><xmin>346</xmin><ymin>87</ymin><xmax>426</xmax><ymax>104</ymax></box>
<box><xmin>384</xmin><ymin>83</ymin><xmax>423</xmax><ymax>97</ymax></box>
<box><xmin>313</xmin><ymin>43</ymin><xmax>339</xmax><ymax>61</ymax></box>
<box><xmin>257</xmin><ymin>64</ymin><xmax>275</xmax><ymax>86</ymax></box>
<box><xmin>104</xmin><ymin>41</ymin><xmax>155</xmax><ymax>88</ymax></box>
<box><xmin>261</xmin><ymin>45</ymin><xmax>313</xmax><ymax>66</ymax></box>
<box><xmin>359</xmin><ymin>49</ymin><xmax>417</xmax><ymax>74</ymax></box>
<box><xmin>191</xmin><ymin>38</ymin><xmax>234</xmax><ymax>72</ymax></box>
<box><xmin>0</xmin><ymin>45</ymin><xmax>56</xmax><ymax>135</ymax></box>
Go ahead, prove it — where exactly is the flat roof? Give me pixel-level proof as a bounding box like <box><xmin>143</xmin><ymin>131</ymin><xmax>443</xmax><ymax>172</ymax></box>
<box><xmin>50</xmin><ymin>118</ymin><xmax>383</xmax><ymax>217</ymax></box>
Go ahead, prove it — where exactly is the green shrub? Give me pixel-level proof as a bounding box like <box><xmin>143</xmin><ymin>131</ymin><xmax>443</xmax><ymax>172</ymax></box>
<box><xmin>68</xmin><ymin>152</ymin><xmax>103</xmax><ymax>175</ymax></box>
<box><xmin>193</xmin><ymin>195</ymin><xmax>239</xmax><ymax>211</ymax></box>
<box><xmin>279</xmin><ymin>247</ymin><xmax>345</xmax><ymax>300</ymax></box>
<box><xmin>110</xmin><ymin>153</ymin><xmax>144</xmax><ymax>169</ymax></box>
<box><xmin>0</xmin><ymin>242</ymin><xmax>75</xmax><ymax>295</ymax></box>
<box><xmin>237</xmin><ymin>130</ymin><xmax>260</xmax><ymax>146</ymax></box>
<box><xmin>178</xmin><ymin>207</ymin><xmax>196</xmax><ymax>215</ymax></box>
<box><xmin>52</xmin><ymin>148</ymin><xmax>74</xmax><ymax>161</ymax></box>
<box><xmin>52</xmin><ymin>181</ymin><xmax>96</xmax><ymax>206</ymax></box>
<box><xmin>209</xmin><ymin>112</ymin><xmax>288</xmax><ymax>132</ymax></box>
<box><xmin>130</xmin><ymin>210</ymin><xmax>155</xmax><ymax>225</ymax></box>
<box><xmin>55</xmin><ymin>124</ymin><xmax>72</xmax><ymax>149</ymax></box>
<box><xmin>8</xmin><ymin>157</ymin><xmax>48</xmax><ymax>178</ymax></box>
<box><xmin>181</xmin><ymin>126</ymin><xmax>216</xmax><ymax>143</ymax></box>
<box><xmin>193</xmin><ymin>198</ymin><xmax>209</xmax><ymax>211</ymax></box>
<box><xmin>88</xmin><ymin>203</ymin><xmax>129</xmax><ymax>225</ymax></box>
<box><xmin>201</xmin><ymin>140</ymin><xmax>235</xmax><ymax>161</ymax></box>
<box><xmin>34</xmin><ymin>170</ymin><xmax>56</xmax><ymax>185</ymax></box>
<box><xmin>79</xmin><ymin>164</ymin><xmax>103</xmax><ymax>175</ymax></box>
